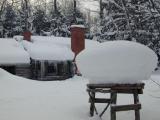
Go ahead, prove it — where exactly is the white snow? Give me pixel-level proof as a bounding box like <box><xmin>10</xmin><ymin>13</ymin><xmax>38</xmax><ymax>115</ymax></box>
<box><xmin>32</xmin><ymin>36</ymin><xmax>99</xmax><ymax>49</ymax></box>
<box><xmin>0</xmin><ymin>68</ymin><xmax>160</xmax><ymax>120</ymax></box>
<box><xmin>102</xmin><ymin>0</ymin><xmax>109</xmax><ymax>4</ymax></box>
<box><xmin>32</xmin><ymin>36</ymin><xmax>71</xmax><ymax>47</ymax></box>
<box><xmin>22</xmin><ymin>40</ymin><xmax>74</xmax><ymax>61</ymax></box>
<box><xmin>22</xmin><ymin>36</ymin><xmax>99</xmax><ymax>61</ymax></box>
<box><xmin>77</xmin><ymin>40</ymin><xmax>158</xmax><ymax>84</ymax></box>
<box><xmin>13</xmin><ymin>35</ymin><xmax>23</xmax><ymax>42</ymax></box>
<box><xmin>71</xmin><ymin>24</ymin><xmax>85</xmax><ymax>28</ymax></box>
<box><xmin>0</xmin><ymin>38</ymin><xmax>30</xmax><ymax>64</ymax></box>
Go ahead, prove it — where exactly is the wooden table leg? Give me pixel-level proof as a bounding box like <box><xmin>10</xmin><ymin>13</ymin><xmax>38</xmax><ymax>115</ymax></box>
<box><xmin>134</xmin><ymin>91</ymin><xmax>140</xmax><ymax>120</ymax></box>
<box><xmin>90</xmin><ymin>90</ymin><xmax>95</xmax><ymax>116</ymax></box>
<box><xmin>111</xmin><ymin>92</ymin><xmax>117</xmax><ymax>120</ymax></box>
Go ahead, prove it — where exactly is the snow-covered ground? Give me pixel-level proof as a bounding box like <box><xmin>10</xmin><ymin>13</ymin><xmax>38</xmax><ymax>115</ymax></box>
<box><xmin>0</xmin><ymin>68</ymin><xmax>160</xmax><ymax>120</ymax></box>
<box><xmin>0</xmin><ymin>36</ymin><xmax>99</xmax><ymax>63</ymax></box>
<box><xmin>0</xmin><ymin>36</ymin><xmax>159</xmax><ymax>120</ymax></box>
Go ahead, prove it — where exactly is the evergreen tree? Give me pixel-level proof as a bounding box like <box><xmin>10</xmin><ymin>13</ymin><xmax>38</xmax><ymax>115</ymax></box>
<box><xmin>50</xmin><ymin>14</ymin><xmax>70</xmax><ymax>37</ymax></box>
<box><xmin>33</xmin><ymin>9</ymin><xmax>48</xmax><ymax>35</ymax></box>
<box><xmin>94</xmin><ymin>0</ymin><xmax>160</xmax><ymax>59</ymax></box>
<box><xmin>3</xmin><ymin>5</ymin><xmax>17</xmax><ymax>37</ymax></box>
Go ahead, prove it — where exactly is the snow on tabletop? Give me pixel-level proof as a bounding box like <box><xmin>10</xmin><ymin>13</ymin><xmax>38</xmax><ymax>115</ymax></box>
<box><xmin>0</xmin><ymin>38</ymin><xmax>30</xmax><ymax>64</ymax></box>
<box><xmin>70</xmin><ymin>24</ymin><xmax>85</xmax><ymax>28</ymax></box>
<box><xmin>0</xmin><ymin>68</ymin><xmax>160</xmax><ymax>120</ymax></box>
<box><xmin>76</xmin><ymin>40</ymin><xmax>158</xmax><ymax>84</ymax></box>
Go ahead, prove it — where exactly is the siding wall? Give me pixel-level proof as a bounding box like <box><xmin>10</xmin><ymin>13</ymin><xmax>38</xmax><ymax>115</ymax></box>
<box><xmin>0</xmin><ymin>60</ymin><xmax>75</xmax><ymax>81</ymax></box>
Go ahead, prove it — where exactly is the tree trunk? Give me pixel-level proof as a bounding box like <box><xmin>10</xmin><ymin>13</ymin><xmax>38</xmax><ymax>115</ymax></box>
<box><xmin>54</xmin><ymin>0</ymin><xmax>58</xmax><ymax>15</ymax></box>
<box><xmin>23</xmin><ymin>0</ymin><xmax>30</xmax><ymax>31</ymax></box>
<box><xmin>120</xmin><ymin>0</ymin><xmax>133</xmax><ymax>39</ymax></box>
<box><xmin>100</xmin><ymin>0</ymin><xmax>103</xmax><ymax>19</ymax></box>
<box><xmin>73</xmin><ymin>0</ymin><xmax>77</xmax><ymax>23</ymax></box>
<box><xmin>0</xmin><ymin>0</ymin><xmax>7</xmax><ymax>18</ymax></box>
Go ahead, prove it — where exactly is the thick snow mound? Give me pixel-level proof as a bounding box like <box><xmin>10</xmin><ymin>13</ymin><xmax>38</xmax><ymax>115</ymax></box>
<box><xmin>77</xmin><ymin>41</ymin><xmax>158</xmax><ymax>84</ymax></box>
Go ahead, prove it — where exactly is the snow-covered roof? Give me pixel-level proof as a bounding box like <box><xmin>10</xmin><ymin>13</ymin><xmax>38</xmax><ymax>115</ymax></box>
<box><xmin>13</xmin><ymin>35</ymin><xmax>23</xmax><ymax>42</ymax></box>
<box><xmin>77</xmin><ymin>40</ymin><xmax>158</xmax><ymax>84</ymax></box>
<box><xmin>23</xmin><ymin>36</ymin><xmax>100</xmax><ymax>61</ymax></box>
<box><xmin>0</xmin><ymin>38</ymin><xmax>30</xmax><ymax>65</ymax></box>
<box><xmin>22</xmin><ymin>40</ymin><xmax>74</xmax><ymax>61</ymax></box>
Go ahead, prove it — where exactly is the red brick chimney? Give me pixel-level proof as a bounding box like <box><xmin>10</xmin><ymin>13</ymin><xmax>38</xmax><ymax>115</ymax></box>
<box><xmin>23</xmin><ymin>31</ymin><xmax>32</xmax><ymax>41</ymax></box>
<box><xmin>71</xmin><ymin>25</ymin><xmax>85</xmax><ymax>76</ymax></box>
<box><xmin>71</xmin><ymin>25</ymin><xmax>85</xmax><ymax>59</ymax></box>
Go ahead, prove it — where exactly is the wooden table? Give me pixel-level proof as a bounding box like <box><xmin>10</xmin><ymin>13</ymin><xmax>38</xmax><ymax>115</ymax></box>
<box><xmin>87</xmin><ymin>83</ymin><xmax>145</xmax><ymax>120</ymax></box>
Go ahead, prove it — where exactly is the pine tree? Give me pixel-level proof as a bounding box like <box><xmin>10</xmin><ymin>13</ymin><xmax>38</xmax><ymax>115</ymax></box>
<box><xmin>33</xmin><ymin>9</ymin><xmax>48</xmax><ymax>35</ymax></box>
<box><xmin>3</xmin><ymin>5</ymin><xmax>17</xmax><ymax>37</ymax></box>
<box><xmin>93</xmin><ymin>0</ymin><xmax>160</xmax><ymax>63</ymax></box>
<box><xmin>95</xmin><ymin>0</ymin><xmax>160</xmax><ymax>51</ymax></box>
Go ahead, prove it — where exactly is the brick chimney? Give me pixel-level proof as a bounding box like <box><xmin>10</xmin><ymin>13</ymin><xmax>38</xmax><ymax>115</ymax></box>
<box><xmin>23</xmin><ymin>31</ymin><xmax>32</xmax><ymax>41</ymax></box>
<box><xmin>71</xmin><ymin>25</ymin><xmax>85</xmax><ymax>59</ymax></box>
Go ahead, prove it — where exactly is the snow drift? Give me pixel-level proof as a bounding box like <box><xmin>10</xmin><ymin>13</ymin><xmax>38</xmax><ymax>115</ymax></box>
<box><xmin>76</xmin><ymin>40</ymin><xmax>158</xmax><ymax>84</ymax></box>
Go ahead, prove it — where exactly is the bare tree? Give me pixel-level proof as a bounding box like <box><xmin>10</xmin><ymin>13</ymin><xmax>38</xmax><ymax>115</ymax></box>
<box><xmin>0</xmin><ymin>0</ymin><xmax>7</xmax><ymax>37</ymax></box>
<box><xmin>99</xmin><ymin>0</ymin><xmax>103</xmax><ymax>19</ymax></box>
<box><xmin>54</xmin><ymin>0</ymin><xmax>58</xmax><ymax>15</ymax></box>
<box><xmin>73</xmin><ymin>0</ymin><xmax>77</xmax><ymax>23</ymax></box>
<box><xmin>49</xmin><ymin>0</ymin><xmax>59</xmax><ymax>18</ymax></box>
<box><xmin>120</xmin><ymin>0</ymin><xmax>133</xmax><ymax>38</ymax></box>
<box><xmin>21</xmin><ymin>0</ymin><xmax>31</xmax><ymax>31</ymax></box>
<box><xmin>0</xmin><ymin>0</ymin><xmax>7</xmax><ymax>18</ymax></box>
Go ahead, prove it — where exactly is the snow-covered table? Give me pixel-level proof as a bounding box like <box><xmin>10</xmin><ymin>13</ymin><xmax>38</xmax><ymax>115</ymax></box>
<box><xmin>76</xmin><ymin>40</ymin><xmax>158</xmax><ymax>120</ymax></box>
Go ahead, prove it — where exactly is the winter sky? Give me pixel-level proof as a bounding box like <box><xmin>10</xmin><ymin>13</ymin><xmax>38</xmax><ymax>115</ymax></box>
<box><xmin>79</xmin><ymin>0</ymin><xmax>99</xmax><ymax>10</ymax></box>
<box><xmin>79</xmin><ymin>0</ymin><xmax>99</xmax><ymax>16</ymax></box>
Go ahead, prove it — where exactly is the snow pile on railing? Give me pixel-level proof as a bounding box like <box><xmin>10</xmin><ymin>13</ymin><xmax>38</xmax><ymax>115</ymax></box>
<box><xmin>77</xmin><ymin>40</ymin><xmax>158</xmax><ymax>84</ymax></box>
<box><xmin>0</xmin><ymin>38</ymin><xmax>30</xmax><ymax>64</ymax></box>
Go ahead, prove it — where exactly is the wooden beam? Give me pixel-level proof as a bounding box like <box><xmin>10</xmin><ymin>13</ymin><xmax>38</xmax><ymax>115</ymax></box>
<box><xmin>111</xmin><ymin>104</ymin><xmax>141</xmax><ymax>112</ymax></box>
<box><xmin>89</xmin><ymin>98</ymin><xmax>111</xmax><ymax>103</ymax></box>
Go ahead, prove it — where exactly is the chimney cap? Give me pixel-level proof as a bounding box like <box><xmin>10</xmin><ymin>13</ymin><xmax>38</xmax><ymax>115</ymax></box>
<box><xmin>71</xmin><ymin>24</ymin><xmax>85</xmax><ymax>29</ymax></box>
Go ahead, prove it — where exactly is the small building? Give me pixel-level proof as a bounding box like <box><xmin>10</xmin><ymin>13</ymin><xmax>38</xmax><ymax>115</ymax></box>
<box><xmin>22</xmin><ymin>36</ymin><xmax>75</xmax><ymax>80</ymax></box>
<box><xmin>0</xmin><ymin>35</ymin><xmax>99</xmax><ymax>81</ymax></box>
